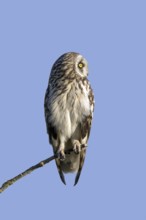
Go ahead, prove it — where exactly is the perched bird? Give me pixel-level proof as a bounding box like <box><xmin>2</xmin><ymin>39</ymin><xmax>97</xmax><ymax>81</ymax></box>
<box><xmin>44</xmin><ymin>52</ymin><xmax>94</xmax><ymax>185</ymax></box>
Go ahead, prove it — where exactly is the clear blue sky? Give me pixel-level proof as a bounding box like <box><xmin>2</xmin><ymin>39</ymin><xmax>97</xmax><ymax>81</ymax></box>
<box><xmin>0</xmin><ymin>0</ymin><xmax>146</xmax><ymax>219</ymax></box>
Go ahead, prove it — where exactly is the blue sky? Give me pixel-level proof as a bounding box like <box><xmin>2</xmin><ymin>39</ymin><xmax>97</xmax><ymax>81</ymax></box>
<box><xmin>0</xmin><ymin>0</ymin><xmax>146</xmax><ymax>219</ymax></box>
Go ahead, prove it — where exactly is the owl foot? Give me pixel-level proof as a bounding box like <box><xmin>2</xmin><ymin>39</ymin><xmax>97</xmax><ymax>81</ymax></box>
<box><xmin>73</xmin><ymin>140</ymin><xmax>81</xmax><ymax>154</ymax></box>
<box><xmin>57</xmin><ymin>149</ymin><xmax>65</xmax><ymax>160</ymax></box>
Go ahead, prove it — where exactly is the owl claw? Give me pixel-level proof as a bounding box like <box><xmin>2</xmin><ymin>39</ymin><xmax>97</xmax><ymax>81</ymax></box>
<box><xmin>73</xmin><ymin>140</ymin><xmax>81</xmax><ymax>154</ymax></box>
<box><xmin>57</xmin><ymin>150</ymin><xmax>65</xmax><ymax>160</ymax></box>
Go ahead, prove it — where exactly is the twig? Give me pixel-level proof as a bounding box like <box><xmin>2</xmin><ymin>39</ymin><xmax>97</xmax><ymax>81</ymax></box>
<box><xmin>0</xmin><ymin>154</ymin><xmax>57</xmax><ymax>193</ymax></box>
<box><xmin>0</xmin><ymin>147</ymin><xmax>86</xmax><ymax>193</ymax></box>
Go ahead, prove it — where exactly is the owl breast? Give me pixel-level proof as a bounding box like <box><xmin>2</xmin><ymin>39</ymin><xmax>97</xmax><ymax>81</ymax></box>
<box><xmin>50</xmin><ymin>80</ymin><xmax>90</xmax><ymax>140</ymax></box>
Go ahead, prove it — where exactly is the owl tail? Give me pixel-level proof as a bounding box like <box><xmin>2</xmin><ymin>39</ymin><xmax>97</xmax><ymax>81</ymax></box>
<box><xmin>55</xmin><ymin>158</ymin><xmax>66</xmax><ymax>185</ymax></box>
<box><xmin>74</xmin><ymin>147</ymin><xmax>86</xmax><ymax>186</ymax></box>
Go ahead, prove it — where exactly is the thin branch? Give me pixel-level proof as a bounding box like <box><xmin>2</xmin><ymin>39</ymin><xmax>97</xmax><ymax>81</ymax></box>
<box><xmin>0</xmin><ymin>147</ymin><xmax>86</xmax><ymax>193</ymax></box>
<box><xmin>0</xmin><ymin>154</ymin><xmax>57</xmax><ymax>193</ymax></box>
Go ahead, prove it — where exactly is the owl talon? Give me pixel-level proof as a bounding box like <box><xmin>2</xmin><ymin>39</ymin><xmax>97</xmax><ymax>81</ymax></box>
<box><xmin>57</xmin><ymin>150</ymin><xmax>65</xmax><ymax>160</ymax></box>
<box><xmin>73</xmin><ymin>141</ymin><xmax>81</xmax><ymax>154</ymax></box>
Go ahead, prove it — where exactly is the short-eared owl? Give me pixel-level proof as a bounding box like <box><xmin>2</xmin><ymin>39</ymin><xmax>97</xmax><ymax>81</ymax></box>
<box><xmin>44</xmin><ymin>52</ymin><xmax>94</xmax><ymax>185</ymax></box>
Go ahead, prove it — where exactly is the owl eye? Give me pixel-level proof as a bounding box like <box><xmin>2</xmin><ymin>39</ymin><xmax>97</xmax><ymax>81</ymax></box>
<box><xmin>78</xmin><ymin>62</ymin><xmax>84</xmax><ymax>69</ymax></box>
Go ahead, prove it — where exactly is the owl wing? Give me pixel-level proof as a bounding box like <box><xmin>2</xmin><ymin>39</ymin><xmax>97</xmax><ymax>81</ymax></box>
<box><xmin>44</xmin><ymin>86</ymin><xmax>66</xmax><ymax>185</ymax></box>
<box><xmin>74</xmin><ymin>85</ymin><xmax>95</xmax><ymax>186</ymax></box>
<box><xmin>44</xmin><ymin>87</ymin><xmax>57</xmax><ymax>143</ymax></box>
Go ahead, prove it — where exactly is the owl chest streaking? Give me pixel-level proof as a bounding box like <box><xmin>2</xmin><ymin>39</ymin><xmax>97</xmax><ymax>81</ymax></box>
<box><xmin>44</xmin><ymin>52</ymin><xmax>94</xmax><ymax>185</ymax></box>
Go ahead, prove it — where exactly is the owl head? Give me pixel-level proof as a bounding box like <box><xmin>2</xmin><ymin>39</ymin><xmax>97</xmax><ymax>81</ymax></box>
<box><xmin>51</xmin><ymin>52</ymin><xmax>88</xmax><ymax>79</ymax></box>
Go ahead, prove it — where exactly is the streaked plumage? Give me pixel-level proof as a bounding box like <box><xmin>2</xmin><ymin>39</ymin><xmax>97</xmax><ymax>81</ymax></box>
<box><xmin>44</xmin><ymin>52</ymin><xmax>94</xmax><ymax>185</ymax></box>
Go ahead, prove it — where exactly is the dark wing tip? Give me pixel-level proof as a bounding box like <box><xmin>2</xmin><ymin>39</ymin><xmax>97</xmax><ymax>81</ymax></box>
<box><xmin>74</xmin><ymin>147</ymin><xmax>87</xmax><ymax>186</ymax></box>
<box><xmin>59</xmin><ymin>171</ymin><xmax>66</xmax><ymax>185</ymax></box>
<box><xmin>74</xmin><ymin>171</ymin><xmax>81</xmax><ymax>186</ymax></box>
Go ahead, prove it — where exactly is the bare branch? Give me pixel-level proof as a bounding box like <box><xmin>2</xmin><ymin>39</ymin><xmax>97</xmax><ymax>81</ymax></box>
<box><xmin>0</xmin><ymin>154</ymin><xmax>57</xmax><ymax>193</ymax></box>
<box><xmin>0</xmin><ymin>146</ymin><xmax>86</xmax><ymax>193</ymax></box>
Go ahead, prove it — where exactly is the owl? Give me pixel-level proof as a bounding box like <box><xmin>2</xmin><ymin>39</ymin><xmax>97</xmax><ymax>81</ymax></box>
<box><xmin>44</xmin><ymin>52</ymin><xmax>94</xmax><ymax>185</ymax></box>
